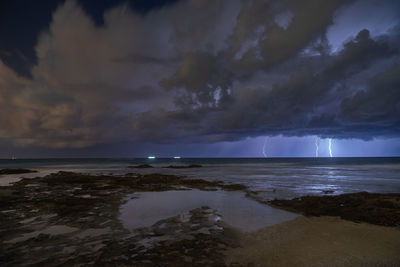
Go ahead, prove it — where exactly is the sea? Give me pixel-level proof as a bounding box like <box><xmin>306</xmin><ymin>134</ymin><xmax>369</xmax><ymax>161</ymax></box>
<box><xmin>1</xmin><ymin>157</ymin><xmax>400</xmax><ymax>201</ymax></box>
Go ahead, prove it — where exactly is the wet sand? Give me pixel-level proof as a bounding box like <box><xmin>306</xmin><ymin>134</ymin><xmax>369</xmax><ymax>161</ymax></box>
<box><xmin>225</xmin><ymin>216</ymin><xmax>400</xmax><ymax>266</ymax></box>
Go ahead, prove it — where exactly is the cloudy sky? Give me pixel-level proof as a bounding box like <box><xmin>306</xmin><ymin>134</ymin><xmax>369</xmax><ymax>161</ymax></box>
<box><xmin>0</xmin><ymin>0</ymin><xmax>399</xmax><ymax>157</ymax></box>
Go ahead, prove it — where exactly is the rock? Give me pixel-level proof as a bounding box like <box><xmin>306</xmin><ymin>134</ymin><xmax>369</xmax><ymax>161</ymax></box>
<box><xmin>128</xmin><ymin>164</ymin><xmax>153</xmax><ymax>169</ymax></box>
<box><xmin>0</xmin><ymin>171</ymin><xmax>246</xmax><ymax>266</ymax></box>
<box><xmin>0</xmin><ymin>168</ymin><xmax>37</xmax><ymax>175</ymax></box>
<box><xmin>220</xmin><ymin>183</ymin><xmax>247</xmax><ymax>191</ymax></box>
<box><xmin>269</xmin><ymin>192</ymin><xmax>400</xmax><ymax>227</ymax></box>
<box><xmin>163</xmin><ymin>164</ymin><xmax>203</xmax><ymax>169</ymax></box>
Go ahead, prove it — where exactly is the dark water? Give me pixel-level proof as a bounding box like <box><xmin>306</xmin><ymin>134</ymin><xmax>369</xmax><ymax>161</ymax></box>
<box><xmin>1</xmin><ymin>157</ymin><xmax>400</xmax><ymax>168</ymax></box>
<box><xmin>1</xmin><ymin>157</ymin><xmax>400</xmax><ymax>200</ymax></box>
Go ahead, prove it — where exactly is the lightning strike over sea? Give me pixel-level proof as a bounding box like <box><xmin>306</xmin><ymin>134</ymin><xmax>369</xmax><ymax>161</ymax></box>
<box><xmin>1</xmin><ymin>0</ymin><xmax>400</xmax><ymax>265</ymax></box>
<box><xmin>262</xmin><ymin>137</ymin><xmax>268</xmax><ymax>158</ymax></box>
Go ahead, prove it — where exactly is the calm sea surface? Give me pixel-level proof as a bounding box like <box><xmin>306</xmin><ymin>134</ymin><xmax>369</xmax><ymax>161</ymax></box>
<box><xmin>1</xmin><ymin>157</ymin><xmax>399</xmax><ymax>200</ymax></box>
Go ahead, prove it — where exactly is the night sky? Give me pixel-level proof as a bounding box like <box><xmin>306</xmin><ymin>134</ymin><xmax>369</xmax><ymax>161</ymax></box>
<box><xmin>1</xmin><ymin>0</ymin><xmax>400</xmax><ymax>158</ymax></box>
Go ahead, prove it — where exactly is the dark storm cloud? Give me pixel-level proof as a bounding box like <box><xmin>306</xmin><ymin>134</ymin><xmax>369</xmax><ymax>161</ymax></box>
<box><xmin>135</xmin><ymin>26</ymin><xmax>400</xmax><ymax>142</ymax></box>
<box><xmin>229</xmin><ymin>0</ymin><xmax>350</xmax><ymax>70</ymax></box>
<box><xmin>0</xmin><ymin>0</ymin><xmax>400</xmax><ymax>149</ymax></box>
<box><xmin>339</xmin><ymin>63</ymin><xmax>400</xmax><ymax>135</ymax></box>
<box><xmin>114</xmin><ymin>54</ymin><xmax>176</xmax><ymax>65</ymax></box>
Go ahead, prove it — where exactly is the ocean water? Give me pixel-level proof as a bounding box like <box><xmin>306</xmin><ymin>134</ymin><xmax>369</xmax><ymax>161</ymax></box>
<box><xmin>1</xmin><ymin>157</ymin><xmax>400</xmax><ymax>200</ymax></box>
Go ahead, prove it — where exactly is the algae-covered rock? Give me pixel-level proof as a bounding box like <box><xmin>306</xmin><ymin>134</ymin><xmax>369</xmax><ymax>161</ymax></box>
<box><xmin>163</xmin><ymin>164</ymin><xmax>203</xmax><ymax>169</ymax></box>
<box><xmin>128</xmin><ymin>164</ymin><xmax>153</xmax><ymax>168</ymax></box>
<box><xmin>0</xmin><ymin>168</ymin><xmax>37</xmax><ymax>175</ymax></box>
<box><xmin>269</xmin><ymin>192</ymin><xmax>400</xmax><ymax>227</ymax></box>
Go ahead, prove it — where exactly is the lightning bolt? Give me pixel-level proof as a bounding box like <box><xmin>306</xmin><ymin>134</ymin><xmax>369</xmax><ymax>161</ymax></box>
<box><xmin>262</xmin><ymin>137</ymin><xmax>267</xmax><ymax>158</ymax></box>
<box><xmin>328</xmin><ymin>138</ymin><xmax>333</xmax><ymax>158</ymax></box>
<box><xmin>315</xmin><ymin>137</ymin><xmax>319</xmax><ymax>158</ymax></box>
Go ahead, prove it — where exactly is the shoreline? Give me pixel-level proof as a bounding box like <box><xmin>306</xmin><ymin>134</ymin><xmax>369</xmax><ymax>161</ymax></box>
<box><xmin>1</xmin><ymin>170</ymin><xmax>400</xmax><ymax>266</ymax></box>
<box><xmin>225</xmin><ymin>216</ymin><xmax>400</xmax><ymax>266</ymax></box>
<box><xmin>226</xmin><ymin>191</ymin><xmax>400</xmax><ymax>266</ymax></box>
<box><xmin>0</xmin><ymin>171</ymin><xmax>248</xmax><ymax>265</ymax></box>
<box><xmin>268</xmin><ymin>192</ymin><xmax>400</xmax><ymax>227</ymax></box>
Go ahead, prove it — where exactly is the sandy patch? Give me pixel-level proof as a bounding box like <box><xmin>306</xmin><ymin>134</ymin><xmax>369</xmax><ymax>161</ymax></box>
<box><xmin>225</xmin><ymin>216</ymin><xmax>400</xmax><ymax>266</ymax></box>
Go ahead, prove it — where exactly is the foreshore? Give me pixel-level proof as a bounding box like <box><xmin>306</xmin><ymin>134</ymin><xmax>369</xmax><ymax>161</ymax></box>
<box><xmin>225</xmin><ymin>191</ymin><xmax>400</xmax><ymax>266</ymax></box>
<box><xmin>1</xmin><ymin>169</ymin><xmax>400</xmax><ymax>266</ymax></box>
<box><xmin>225</xmin><ymin>216</ymin><xmax>400</xmax><ymax>266</ymax></box>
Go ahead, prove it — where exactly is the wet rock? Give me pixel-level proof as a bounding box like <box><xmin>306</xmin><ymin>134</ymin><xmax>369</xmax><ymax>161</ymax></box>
<box><xmin>37</xmin><ymin>196</ymin><xmax>106</xmax><ymax>216</ymax></box>
<box><xmin>0</xmin><ymin>171</ymin><xmax>247</xmax><ymax>266</ymax></box>
<box><xmin>163</xmin><ymin>164</ymin><xmax>203</xmax><ymax>169</ymax></box>
<box><xmin>106</xmin><ymin>207</ymin><xmax>239</xmax><ymax>266</ymax></box>
<box><xmin>323</xmin><ymin>190</ymin><xmax>335</xmax><ymax>194</ymax></box>
<box><xmin>221</xmin><ymin>183</ymin><xmax>247</xmax><ymax>191</ymax></box>
<box><xmin>0</xmin><ymin>168</ymin><xmax>37</xmax><ymax>175</ymax></box>
<box><xmin>129</xmin><ymin>164</ymin><xmax>153</xmax><ymax>168</ymax></box>
<box><xmin>17</xmin><ymin>171</ymin><xmax>246</xmax><ymax>192</ymax></box>
<box><xmin>269</xmin><ymin>192</ymin><xmax>400</xmax><ymax>227</ymax></box>
<box><xmin>0</xmin><ymin>188</ymin><xmax>17</xmax><ymax>198</ymax></box>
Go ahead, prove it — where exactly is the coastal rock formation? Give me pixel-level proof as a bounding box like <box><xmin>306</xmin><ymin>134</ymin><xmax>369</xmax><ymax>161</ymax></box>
<box><xmin>128</xmin><ymin>164</ymin><xmax>153</xmax><ymax>168</ymax></box>
<box><xmin>0</xmin><ymin>171</ymin><xmax>245</xmax><ymax>266</ymax></box>
<box><xmin>269</xmin><ymin>192</ymin><xmax>400</xmax><ymax>227</ymax></box>
<box><xmin>163</xmin><ymin>164</ymin><xmax>203</xmax><ymax>169</ymax></box>
<box><xmin>0</xmin><ymin>168</ymin><xmax>37</xmax><ymax>175</ymax></box>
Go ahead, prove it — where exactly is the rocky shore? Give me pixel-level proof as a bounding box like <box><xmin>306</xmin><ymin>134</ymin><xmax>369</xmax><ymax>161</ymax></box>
<box><xmin>0</xmin><ymin>169</ymin><xmax>37</xmax><ymax>175</ymax></box>
<box><xmin>269</xmin><ymin>192</ymin><xmax>400</xmax><ymax>227</ymax></box>
<box><xmin>163</xmin><ymin>164</ymin><xmax>203</xmax><ymax>169</ymax></box>
<box><xmin>1</xmin><ymin>170</ymin><xmax>400</xmax><ymax>266</ymax></box>
<box><xmin>0</xmin><ymin>171</ymin><xmax>243</xmax><ymax>266</ymax></box>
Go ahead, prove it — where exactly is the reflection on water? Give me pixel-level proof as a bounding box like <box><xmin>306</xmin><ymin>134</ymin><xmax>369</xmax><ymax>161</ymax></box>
<box><xmin>119</xmin><ymin>190</ymin><xmax>299</xmax><ymax>232</ymax></box>
<box><xmin>1</xmin><ymin>158</ymin><xmax>400</xmax><ymax>201</ymax></box>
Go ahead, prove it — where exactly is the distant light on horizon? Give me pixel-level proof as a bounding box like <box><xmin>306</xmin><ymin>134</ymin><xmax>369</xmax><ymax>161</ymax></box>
<box><xmin>147</xmin><ymin>156</ymin><xmax>156</xmax><ymax>159</ymax></box>
<box><xmin>173</xmin><ymin>156</ymin><xmax>181</xmax><ymax>159</ymax></box>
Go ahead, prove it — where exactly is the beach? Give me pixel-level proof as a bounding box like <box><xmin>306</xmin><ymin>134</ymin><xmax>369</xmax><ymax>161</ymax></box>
<box><xmin>226</xmin><ymin>216</ymin><xmax>400</xmax><ymax>266</ymax></box>
<box><xmin>2</xmin><ymin>0</ymin><xmax>400</xmax><ymax>265</ymax></box>
<box><xmin>1</xmin><ymin>158</ymin><xmax>400</xmax><ymax>266</ymax></box>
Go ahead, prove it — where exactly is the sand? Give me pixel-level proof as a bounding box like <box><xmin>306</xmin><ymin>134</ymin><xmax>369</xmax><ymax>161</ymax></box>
<box><xmin>225</xmin><ymin>216</ymin><xmax>400</xmax><ymax>266</ymax></box>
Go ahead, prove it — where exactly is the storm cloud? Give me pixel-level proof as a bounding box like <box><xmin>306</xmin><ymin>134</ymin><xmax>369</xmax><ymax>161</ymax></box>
<box><xmin>0</xmin><ymin>0</ymin><xmax>399</xmax><ymax>149</ymax></box>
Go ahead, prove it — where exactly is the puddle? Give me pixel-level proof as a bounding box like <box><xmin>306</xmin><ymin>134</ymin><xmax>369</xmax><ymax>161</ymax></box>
<box><xmin>119</xmin><ymin>190</ymin><xmax>299</xmax><ymax>232</ymax></box>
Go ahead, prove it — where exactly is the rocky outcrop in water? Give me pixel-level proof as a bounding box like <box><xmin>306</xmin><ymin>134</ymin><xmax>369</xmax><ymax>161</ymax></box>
<box><xmin>128</xmin><ymin>164</ymin><xmax>153</xmax><ymax>168</ymax></box>
<box><xmin>163</xmin><ymin>164</ymin><xmax>203</xmax><ymax>169</ymax></box>
<box><xmin>269</xmin><ymin>192</ymin><xmax>400</xmax><ymax>227</ymax></box>
<box><xmin>0</xmin><ymin>168</ymin><xmax>37</xmax><ymax>175</ymax></box>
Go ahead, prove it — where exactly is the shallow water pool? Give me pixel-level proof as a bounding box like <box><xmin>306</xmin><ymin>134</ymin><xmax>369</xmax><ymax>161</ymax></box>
<box><xmin>119</xmin><ymin>189</ymin><xmax>299</xmax><ymax>232</ymax></box>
